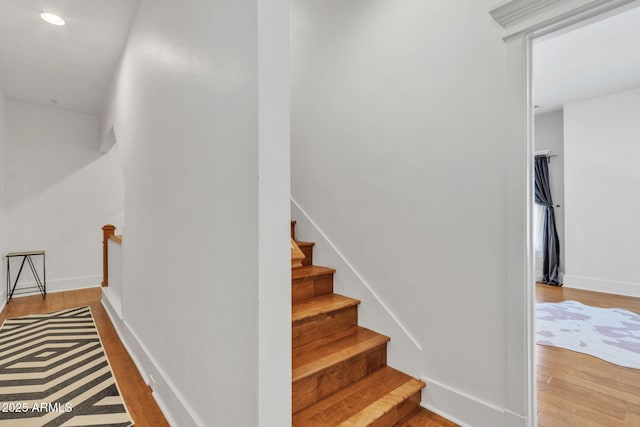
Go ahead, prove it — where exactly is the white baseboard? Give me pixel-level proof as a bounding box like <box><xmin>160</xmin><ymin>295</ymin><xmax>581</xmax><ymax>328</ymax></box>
<box><xmin>101</xmin><ymin>292</ymin><xmax>205</xmax><ymax>427</ymax></box>
<box><xmin>504</xmin><ymin>409</ymin><xmax>528</xmax><ymax>427</ymax></box>
<box><xmin>101</xmin><ymin>287</ymin><xmax>123</xmax><ymax>318</ymax></box>
<box><xmin>421</xmin><ymin>376</ymin><xmax>527</xmax><ymax>427</ymax></box>
<box><xmin>563</xmin><ymin>274</ymin><xmax>640</xmax><ymax>298</ymax></box>
<box><xmin>0</xmin><ymin>290</ymin><xmax>6</xmax><ymax>316</ymax></box>
<box><xmin>8</xmin><ymin>275</ymin><xmax>102</xmax><ymax>296</ymax></box>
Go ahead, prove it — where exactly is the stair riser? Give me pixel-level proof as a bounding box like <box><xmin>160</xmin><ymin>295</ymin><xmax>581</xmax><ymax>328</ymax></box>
<box><xmin>292</xmin><ymin>274</ymin><xmax>333</xmax><ymax>303</ymax></box>
<box><xmin>291</xmin><ymin>221</ymin><xmax>296</xmax><ymax>240</ymax></box>
<box><xmin>293</xmin><ymin>344</ymin><xmax>387</xmax><ymax>413</ymax></box>
<box><xmin>293</xmin><ymin>307</ymin><xmax>358</xmax><ymax>348</ymax></box>
<box><xmin>300</xmin><ymin>245</ymin><xmax>313</xmax><ymax>266</ymax></box>
<box><xmin>371</xmin><ymin>391</ymin><xmax>421</xmax><ymax>427</ymax></box>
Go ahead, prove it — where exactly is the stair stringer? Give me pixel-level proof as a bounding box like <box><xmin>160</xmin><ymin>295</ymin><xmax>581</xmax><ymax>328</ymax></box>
<box><xmin>291</xmin><ymin>198</ymin><xmax>422</xmax><ymax>378</ymax></box>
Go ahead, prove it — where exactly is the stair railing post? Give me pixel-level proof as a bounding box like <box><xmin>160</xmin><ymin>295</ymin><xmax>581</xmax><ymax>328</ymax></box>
<box><xmin>102</xmin><ymin>224</ymin><xmax>116</xmax><ymax>287</ymax></box>
<box><xmin>291</xmin><ymin>237</ymin><xmax>305</xmax><ymax>269</ymax></box>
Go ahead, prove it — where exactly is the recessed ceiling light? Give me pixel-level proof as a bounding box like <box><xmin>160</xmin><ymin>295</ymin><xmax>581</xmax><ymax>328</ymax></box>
<box><xmin>40</xmin><ymin>12</ymin><xmax>65</xmax><ymax>26</ymax></box>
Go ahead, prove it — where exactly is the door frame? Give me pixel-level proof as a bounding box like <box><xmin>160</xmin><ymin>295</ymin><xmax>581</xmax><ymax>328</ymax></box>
<box><xmin>491</xmin><ymin>1</ymin><xmax>640</xmax><ymax>426</ymax></box>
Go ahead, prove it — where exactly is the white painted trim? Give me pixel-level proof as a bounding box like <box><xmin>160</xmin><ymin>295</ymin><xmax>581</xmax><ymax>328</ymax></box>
<box><xmin>490</xmin><ymin>0</ymin><xmax>563</xmax><ymax>27</ymax></box>
<box><xmin>7</xmin><ymin>276</ymin><xmax>101</xmax><ymax>297</ymax></box>
<box><xmin>513</xmin><ymin>1</ymin><xmax>640</xmax><ymax>41</ymax></box>
<box><xmin>101</xmin><ymin>292</ymin><xmax>207</xmax><ymax>427</ymax></box>
<box><xmin>503</xmin><ymin>34</ymin><xmax>534</xmax><ymax>427</ymax></box>
<box><xmin>5</xmin><ymin>288</ymin><xmax>100</xmax><ymax>308</ymax></box>
<box><xmin>505</xmin><ymin>409</ymin><xmax>528</xmax><ymax>427</ymax></box>
<box><xmin>291</xmin><ymin>197</ymin><xmax>422</xmax><ymax>353</ymax></box>
<box><xmin>491</xmin><ymin>0</ymin><xmax>640</xmax><ymax>40</ymax></box>
<box><xmin>563</xmin><ymin>274</ymin><xmax>640</xmax><ymax>298</ymax></box>
<box><xmin>524</xmin><ymin>35</ymin><xmax>538</xmax><ymax>427</ymax></box>
<box><xmin>101</xmin><ymin>287</ymin><xmax>123</xmax><ymax>318</ymax></box>
<box><xmin>420</xmin><ymin>375</ymin><xmax>506</xmax><ymax>427</ymax></box>
<box><xmin>46</xmin><ymin>275</ymin><xmax>101</xmax><ymax>291</ymax></box>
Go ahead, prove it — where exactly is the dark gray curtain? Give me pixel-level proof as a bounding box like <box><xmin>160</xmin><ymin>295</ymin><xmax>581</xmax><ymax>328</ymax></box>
<box><xmin>535</xmin><ymin>156</ymin><xmax>561</xmax><ymax>285</ymax></box>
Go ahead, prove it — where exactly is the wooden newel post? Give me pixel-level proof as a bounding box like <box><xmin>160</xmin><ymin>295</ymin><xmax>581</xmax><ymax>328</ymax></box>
<box><xmin>291</xmin><ymin>238</ymin><xmax>305</xmax><ymax>269</ymax></box>
<box><xmin>102</xmin><ymin>224</ymin><xmax>116</xmax><ymax>287</ymax></box>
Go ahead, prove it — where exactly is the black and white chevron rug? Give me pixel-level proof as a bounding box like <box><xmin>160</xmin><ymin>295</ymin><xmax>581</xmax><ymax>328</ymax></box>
<box><xmin>0</xmin><ymin>306</ymin><xmax>134</xmax><ymax>426</ymax></box>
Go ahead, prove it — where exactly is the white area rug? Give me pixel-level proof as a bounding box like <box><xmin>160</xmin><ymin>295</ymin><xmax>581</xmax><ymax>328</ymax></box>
<box><xmin>536</xmin><ymin>300</ymin><xmax>640</xmax><ymax>369</ymax></box>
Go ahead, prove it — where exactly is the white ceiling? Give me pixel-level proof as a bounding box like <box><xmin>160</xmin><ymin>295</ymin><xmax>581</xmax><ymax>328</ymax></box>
<box><xmin>533</xmin><ymin>5</ymin><xmax>640</xmax><ymax>115</ymax></box>
<box><xmin>3</xmin><ymin>2</ymin><xmax>638</xmax><ymax>117</ymax></box>
<box><xmin>0</xmin><ymin>0</ymin><xmax>140</xmax><ymax>115</ymax></box>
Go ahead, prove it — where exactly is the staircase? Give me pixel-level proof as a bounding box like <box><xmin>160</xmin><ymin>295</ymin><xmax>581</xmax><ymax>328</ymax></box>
<box><xmin>291</xmin><ymin>221</ymin><xmax>456</xmax><ymax>426</ymax></box>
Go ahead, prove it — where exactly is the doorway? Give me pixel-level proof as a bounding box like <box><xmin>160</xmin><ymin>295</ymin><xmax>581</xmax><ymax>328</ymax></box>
<box><xmin>489</xmin><ymin>1</ymin><xmax>640</xmax><ymax>425</ymax></box>
<box><xmin>531</xmin><ymin>4</ymin><xmax>640</xmax><ymax>426</ymax></box>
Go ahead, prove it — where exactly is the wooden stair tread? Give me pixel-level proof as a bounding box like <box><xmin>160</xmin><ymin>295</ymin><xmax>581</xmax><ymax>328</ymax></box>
<box><xmin>288</xmin><ymin>221</ymin><xmax>454</xmax><ymax>426</ymax></box>
<box><xmin>292</xmin><ymin>294</ymin><xmax>360</xmax><ymax>323</ymax></box>
<box><xmin>293</xmin><ymin>327</ymin><xmax>390</xmax><ymax>381</ymax></box>
<box><xmin>293</xmin><ymin>366</ymin><xmax>426</xmax><ymax>426</ymax></box>
<box><xmin>296</xmin><ymin>241</ymin><xmax>315</xmax><ymax>248</ymax></box>
<box><xmin>393</xmin><ymin>408</ymin><xmax>459</xmax><ymax>427</ymax></box>
<box><xmin>292</xmin><ymin>265</ymin><xmax>335</xmax><ymax>281</ymax></box>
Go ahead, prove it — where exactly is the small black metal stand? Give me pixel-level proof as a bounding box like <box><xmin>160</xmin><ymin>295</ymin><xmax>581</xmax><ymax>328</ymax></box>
<box><xmin>6</xmin><ymin>251</ymin><xmax>46</xmax><ymax>303</ymax></box>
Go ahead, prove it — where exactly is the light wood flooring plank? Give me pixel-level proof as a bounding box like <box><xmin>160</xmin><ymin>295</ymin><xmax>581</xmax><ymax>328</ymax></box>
<box><xmin>536</xmin><ymin>283</ymin><xmax>640</xmax><ymax>427</ymax></box>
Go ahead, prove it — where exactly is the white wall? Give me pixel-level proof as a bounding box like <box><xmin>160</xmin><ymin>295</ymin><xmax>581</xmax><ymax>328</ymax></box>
<box><xmin>100</xmin><ymin>1</ymin><xmax>290</xmax><ymax>426</ymax></box>
<box><xmin>564</xmin><ymin>88</ymin><xmax>640</xmax><ymax>297</ymax></box>
<box><xmin>0</xmin><ymin>88</ymin><xmax>6</xmax><ymax>305</ymax></box>
<box><xmin>4</xmin><ymin>101</ymin><xmax>124</xmax><ymax>294</ymax></box>
<box><xmin>292</xmin><ymin>1</ymin><xmax>524</xmax><ymax>425</ymax></box>
<box><xmin>105</xmin><ymin>239</ymin><xmax>123</xmax><ymax>315</ymax></box>
<box><xmin>534</xmin><ymin>110</ymin><xmax>565</xmax><ymax>281</ymax></box>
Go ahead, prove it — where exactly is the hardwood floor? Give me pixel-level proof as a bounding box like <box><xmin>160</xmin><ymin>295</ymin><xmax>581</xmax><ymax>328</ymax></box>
<box><xmin>0</xmin><ymin>288</ymin><xmax>169</xmax><ymax>427</ymax></box>
<box><xmin>3</xmin><ymin>285</ymin><xmax>455</xmax><ymax>427</ymax></box>
<box><xmin>11</xmin><ymin>283</ymin><xmax>635</xmax><ymax>426</ymax></box>
<box><xmin>536</xmin><ymin>283</ymin><xmax>640</xmax><ymax>427</ymax></box>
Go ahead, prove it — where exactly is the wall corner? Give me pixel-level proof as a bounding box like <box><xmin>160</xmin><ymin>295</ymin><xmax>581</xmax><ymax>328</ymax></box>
<box><xmin>99</xmin><ymin>125</ymin><xmax>117</xmax><ymax>153</ymax></box>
